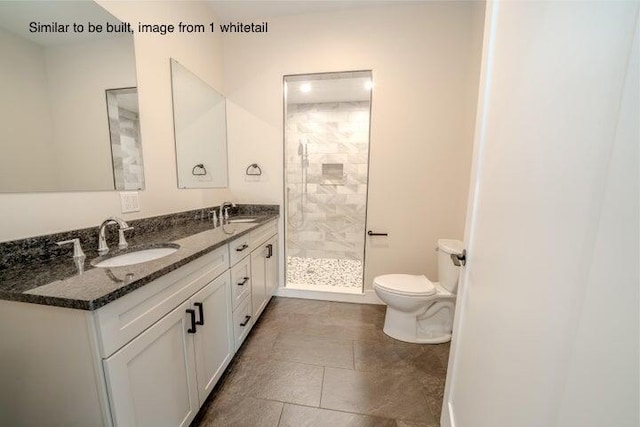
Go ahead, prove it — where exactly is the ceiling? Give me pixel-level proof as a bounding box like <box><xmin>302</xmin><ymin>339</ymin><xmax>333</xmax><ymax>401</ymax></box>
<box><xmin>207</xmin><ymin>0</ymin><xmax>414</xmax><ymax>22</ymax></box>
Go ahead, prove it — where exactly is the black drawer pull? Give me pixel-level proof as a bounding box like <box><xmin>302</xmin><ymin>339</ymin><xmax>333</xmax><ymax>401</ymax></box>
<box><xmin>367</xmin><ymin>230</ymin><xmax>388</xmax><ymax>237</ymax></box>
<box><xmin>237</xmin><ymin>277</ymin><xmax>249</xmax><ymax>286</ymax></box>
<box><xmin>266</xmin><ymin>244</ymin><xmax>273</xmax><ymax>258</ymax></box>
<box><xmin>194</xmin><ymin>302</ymin><xmax>204</xmax><ymax>325</ymax></box>
<box><xmin>236</xmin><ymin>244</ymin><xmax>249</xmax><ymax>252</ymax></box>
<box><xmin>186</xmin><ymin>309</ymin><xmax>197</xmax><ymax>333</ymax></box>
<box><xmin>239</xmin><ymin>315</ymin><xmax>251</xmax><ymax>327</ymax></box>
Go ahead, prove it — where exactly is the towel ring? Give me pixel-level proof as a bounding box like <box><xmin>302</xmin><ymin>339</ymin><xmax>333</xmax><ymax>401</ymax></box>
<box><xmin>246</xmin><ymin>163</ymin><xmax>262</xmax><ymax>176</ymax></box>
<box><xmin>192</xmin><ymin>164</ymin><xmax>207</xmax><ymax>176</ymax></box>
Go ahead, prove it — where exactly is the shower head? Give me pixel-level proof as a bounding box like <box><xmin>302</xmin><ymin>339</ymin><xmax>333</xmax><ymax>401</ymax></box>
<box><xmin>298</xmin><ymin>139</ymin><xmax>308</xmax><ymax>156</ymax></box>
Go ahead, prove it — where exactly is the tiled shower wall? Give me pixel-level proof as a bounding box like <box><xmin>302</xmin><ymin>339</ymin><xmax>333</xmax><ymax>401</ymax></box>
<box><xmin>286</xmin><ymin>101</ymin><xmax>370</xmax><ymax>261</ymax></box>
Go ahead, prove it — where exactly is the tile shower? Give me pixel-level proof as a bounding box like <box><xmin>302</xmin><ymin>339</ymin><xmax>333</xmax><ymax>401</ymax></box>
<box><xmin>284</xmin><ymin>71</ymin><xmax>372</xmax><ymax>293</ymax></box>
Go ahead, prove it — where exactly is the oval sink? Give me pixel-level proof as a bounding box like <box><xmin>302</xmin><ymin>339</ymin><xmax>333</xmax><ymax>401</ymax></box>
<box><xmin>91</xmin><ymin>243</ymin><xmax>180</xmax><ymax>268</ymax></box>
<box><xmin>228</xmin><ymin>218</ymin><xmax>257</xmax><ymax>223</ymax></box>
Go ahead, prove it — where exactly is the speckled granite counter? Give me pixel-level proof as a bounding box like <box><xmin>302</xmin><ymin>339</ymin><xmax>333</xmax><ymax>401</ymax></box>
<box><xmin>0</xmin><ymin>206</ymin><xmax>278</xmax><ymax>311</ymax></box>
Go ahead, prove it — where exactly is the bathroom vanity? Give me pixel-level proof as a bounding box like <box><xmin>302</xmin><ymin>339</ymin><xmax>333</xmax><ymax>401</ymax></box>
<box><xmin>0</xmin><ymin>210</ymin><xmax>279</xmax><ymax>426</ymax></box>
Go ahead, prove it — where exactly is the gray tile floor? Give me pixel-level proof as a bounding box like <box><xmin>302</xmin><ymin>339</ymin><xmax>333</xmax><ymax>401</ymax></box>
<box><xmin>192</xmin><ymin>297</ymin><xmax>450</xmax><ymax>427</ymax></box>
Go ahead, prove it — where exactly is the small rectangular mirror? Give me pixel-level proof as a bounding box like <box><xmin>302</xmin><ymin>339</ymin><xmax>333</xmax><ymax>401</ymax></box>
<box><xmin>170</xmin><ymin>59</ymin><xmax>229</xmax><ymax>189</ymax></box>
<box><xmin>106</xmin><ymin>88</ymin><xmax>144</xmax><ymax>190</ymax></box>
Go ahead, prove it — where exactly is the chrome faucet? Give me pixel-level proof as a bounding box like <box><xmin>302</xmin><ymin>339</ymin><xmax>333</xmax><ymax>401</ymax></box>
<box><xmin>219</xmin><ymin>202</ymin><xmax>236</xmax><ymax>223</ymax></box>
<box><xmin>98</xmin><ymin>217</ymin><xmax>134</xmax><ymax>255</ymax></box>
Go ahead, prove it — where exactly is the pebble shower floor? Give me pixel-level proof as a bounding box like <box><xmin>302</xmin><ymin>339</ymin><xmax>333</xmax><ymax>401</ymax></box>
<box><xmin>286</xmin><ymin>256</ymin><xmax>363</xmax><ymax>290</ymax></box>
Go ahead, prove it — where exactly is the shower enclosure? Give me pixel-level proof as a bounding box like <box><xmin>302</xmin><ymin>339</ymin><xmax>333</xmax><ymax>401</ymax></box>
<box><xmin>284</xmin><ymin>71</ymin><xmax>372</xmax><ymax>294</ymax></box>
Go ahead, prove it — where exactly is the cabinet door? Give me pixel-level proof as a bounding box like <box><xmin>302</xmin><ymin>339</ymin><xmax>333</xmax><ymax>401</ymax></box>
<box><xmin>250</xmin><ymin>245</ymin><xmax>268</xmax><ymax>318</ymax></box>
<box><xmin>103</xmin><ymin>300</ymin><xmax>198</xmax><ymax>427</ymax></box>
<box><xmin>265</xmin><ymin>235</ymin><xmax>279</xmax><ymax>297</ymax></box>
<box><xmin>191</xmin><ymin>271</ymin><xmax>234</xmax><ymax>406</ymax></box>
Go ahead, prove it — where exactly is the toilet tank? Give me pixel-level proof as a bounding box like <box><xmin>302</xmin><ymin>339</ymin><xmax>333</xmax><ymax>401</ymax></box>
<box><xmin>437</xmin><ymin>239</ymin><xmax>464</xmax><ymax>293</ymax></box>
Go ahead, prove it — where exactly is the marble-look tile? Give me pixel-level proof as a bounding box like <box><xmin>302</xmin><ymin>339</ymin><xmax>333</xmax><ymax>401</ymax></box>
<box><xmin>321</xmin><ymin>367</ymin><xmax>436</xmax><ymax>423</ymax></box>
<box><xmin>220</xmin><ymin>356</ymin><xmax>324</xmax><ymax>407</ymax></box>
<box><xmin>197</xmin><ymin>394</ymin><xmax>282</xmax><ymax>427</ymax></box>
<box><xmin>279</xmin><ymin>404</ymin><xmax>395</xmax><ymax>427</ymax></box>
<box><xmin>271</xmin><ymin>333</ymin><xmax>354</xmax><ymax>369</ymax></box>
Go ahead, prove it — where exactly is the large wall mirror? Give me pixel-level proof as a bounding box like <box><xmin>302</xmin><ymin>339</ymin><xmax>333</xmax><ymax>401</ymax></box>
<box><xmin>170</xmin><ymin>59</ymin><xmax>229</xmax><ymax>189</ymax></box>
<box><xmin>0</xmin><ymin>1</ymin><xmax>144</xmax><ymax>192</ymax></box>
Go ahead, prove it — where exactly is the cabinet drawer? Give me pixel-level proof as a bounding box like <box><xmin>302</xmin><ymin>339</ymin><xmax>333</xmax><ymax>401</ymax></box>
<box><xmin>95</xmin><ymin>246</ymin><xmax>229</xmax><ymax>358</ymax></box>
<box><xmin>230</xmin><ymin>257</ymin><xmax>251</xmax><ymax>310</ymax></box>
<box><xmin>232</xmin><ymin>296</ymin><xmax>253</xmax><ymax>351</ymax></box>
<box><xmin>228</xmin><ymin>234</ymin><xmax>251</xmax><ymax>266</ymax></box>
<box><xmin>249</xmin><ymin>220</ymin><xmax>277</xmax><ymax>251</ymax></box>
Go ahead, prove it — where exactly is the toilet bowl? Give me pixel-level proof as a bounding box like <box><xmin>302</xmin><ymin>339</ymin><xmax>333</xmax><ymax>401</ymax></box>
<box><xmin>373</xmin><ymin>239</ymin><xmax>463</xmax><ymax>344</ymax></box>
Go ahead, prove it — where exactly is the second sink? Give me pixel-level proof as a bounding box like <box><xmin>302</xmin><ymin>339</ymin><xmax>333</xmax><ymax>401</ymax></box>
<box><xmin>228</xmin><ymin>217</ymin><xmax>257</xmax><ymax>223</ymax></box>
<box><xmin>91</xmin><ymin>243</ymin><xmax>180</xmax><ymax>268</ymax></box>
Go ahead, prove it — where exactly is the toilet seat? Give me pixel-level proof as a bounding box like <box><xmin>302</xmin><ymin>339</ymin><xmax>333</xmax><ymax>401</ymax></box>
<box><xmin>373</xmin><ymin>274</ymin><xmax>436</xmax><ymax>296</ymax></box>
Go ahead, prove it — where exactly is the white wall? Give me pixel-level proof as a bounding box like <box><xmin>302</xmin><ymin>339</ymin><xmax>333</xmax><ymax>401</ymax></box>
<box><xmin>224</xmin><ymin>2</ymin><xmax>484</xmax><ymax>289</ymax></box>
<box><xmin>0</xmin><ymin>1</ymin><xmax>232</xmax><ymax>242</ymax></box>
<box><xmin>443</xmin><ymin>1</ymin><xmax>639</xmax><ymax>426</ymax></box>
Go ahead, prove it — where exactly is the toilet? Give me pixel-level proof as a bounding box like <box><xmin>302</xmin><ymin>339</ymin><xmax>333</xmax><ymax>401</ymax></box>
<box><xmin>373</xmin><ymin>239</ymin><xmax>464</xmax><ymax>344</ymax></box>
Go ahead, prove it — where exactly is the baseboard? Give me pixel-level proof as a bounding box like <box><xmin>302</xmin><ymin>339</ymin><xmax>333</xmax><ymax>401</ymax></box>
<box><xmin>274</xmin><ymin>287</ymin><xmax>384</xmax><ymax>304</ymax></box>
<box><xmin>441</xmin><ymin>401</ymin><xmax>456</xmax><ymax>427</ymax></box>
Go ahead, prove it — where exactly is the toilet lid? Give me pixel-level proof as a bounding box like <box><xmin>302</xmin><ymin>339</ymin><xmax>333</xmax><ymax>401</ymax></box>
<box><xmin>374</xmin><ymin>274</ymin><xmax>436</xmax><ymax>296</ymax></box>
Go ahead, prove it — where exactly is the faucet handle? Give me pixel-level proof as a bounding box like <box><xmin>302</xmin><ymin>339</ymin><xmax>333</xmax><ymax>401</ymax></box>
<box><xmin>118</xmin><ymin>226</ymin><xmax>134</xmax><ymax>249</ymax></box>
<box><xmin>56</xmin><ymin>238</ymin><xmax>85</xmax><ymax>259</ymax></box>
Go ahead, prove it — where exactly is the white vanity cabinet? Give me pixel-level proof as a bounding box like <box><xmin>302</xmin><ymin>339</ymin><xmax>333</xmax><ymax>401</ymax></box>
<box><xmin>250</xmin><ymin>238</ymin><xmax>277</xmax><ymax>318</ymax></box>
<box><xmin>101</xmin><ymin>250</ymin><xmax>234</xmax><ymax>427</ymax></box>
<box><xmin>191</xmin><ymin>272</ymin><xmax>234</xmax><ymax>406</ymax></box>
<box><xmin>230</xmin><ymin>219</ymin><xmax>279</xmax><ymax>349</ymax></box>
<box><xmin>0</xmin><ymin>218</ymin><xmax>279</xmax><ymax>427</ymax></box>
<box><xmin>102</xmin><ymin>298</ymin><xmax>200</xmax><ymax>427</ymax></box>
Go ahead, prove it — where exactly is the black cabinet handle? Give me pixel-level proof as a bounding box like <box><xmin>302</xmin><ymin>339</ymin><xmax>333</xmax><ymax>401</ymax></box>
<box><xmin>236</xmin><ymin>244</ymin><xmax>249</xmax><ymax>252</ymax></box>
<box><xmin>194</xmin><ymin>302</ymin><xmax>204</xmax><ymax>325</ymax></box>
<box><xmin>239</xmin><ymin>315</ymin><xmax>251</xmax><ymax>327</ymax></box>
<box><xmin>186</xmin><ymin>309</ymin><xmax>197</xmax><ymax>333</ymax></box>
<box><xmin>367</xmin><ymin>230</ymin><xmax>388</xmax><ymax>236</ymax></box>
<box><xmin>266</xmin><ymin>244</ymin><xmax>273</xmax><ymax>258</ymax></box>
<box><xmin>237</xmin><ymin>277</ymin><xmax>249</xmax><ymax>286</ymax></box>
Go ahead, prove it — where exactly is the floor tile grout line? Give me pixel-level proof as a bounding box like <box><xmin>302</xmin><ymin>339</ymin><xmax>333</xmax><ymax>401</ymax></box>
<box><xmin>251</xmin><ymin>396</ymin><xmax>399</xmax><ymax>424</ymax></box>
<box><xmin>352</xmin><ymin>339</ymin><xmax>356</xmax><ymax>370</ymax></box>
<box><xmin>319</xmin><ymin>366</ymin><xmax>326</xmax><ymax>409</ymax></box>
<box><xmin>276</xmin><ymin>401</ymin><xmax>285</xmax><ymax>427</ymax></box>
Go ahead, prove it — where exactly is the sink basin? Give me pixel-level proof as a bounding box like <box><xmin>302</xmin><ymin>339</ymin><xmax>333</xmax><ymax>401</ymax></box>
<box><xmin>91</xmin><ymin>243</ymin><xmax>180</xmax><ymax>268</ymax></box>
<box><xmin>228</xmin><ymin>218</ymin><xmax>257</xmax><ymax>223</ymax></box>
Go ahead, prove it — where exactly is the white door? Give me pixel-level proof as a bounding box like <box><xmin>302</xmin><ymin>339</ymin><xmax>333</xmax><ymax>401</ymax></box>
<box><xmin>104</xmin><ymin>300</ymin><xmax>199</xmax><ymax>427</ymax></box>
<box><xmin>443</xmin><ymin>2</ymin><xmax>639</xmax><ymax>427</ymax></box>
<box><xmin>192</xmin><ymin>271</ymin><xmax>234</xmax><ymax>406</ymax></box>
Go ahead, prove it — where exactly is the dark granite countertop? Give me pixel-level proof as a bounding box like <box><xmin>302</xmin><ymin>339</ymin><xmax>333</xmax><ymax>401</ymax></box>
<box><xmin>0</xmin><ymin>214</ymin><xmax>279</xmax><ymax>311</ymax></box>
